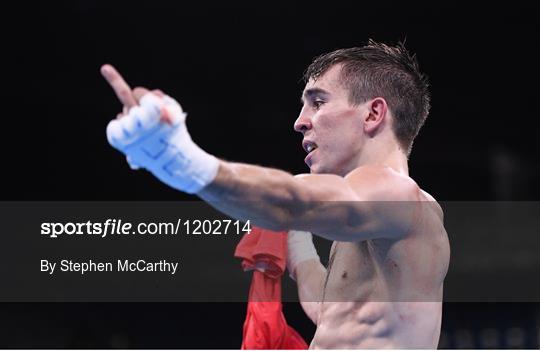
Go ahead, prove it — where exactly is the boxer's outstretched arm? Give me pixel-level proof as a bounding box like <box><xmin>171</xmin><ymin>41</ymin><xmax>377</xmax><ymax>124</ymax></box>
<box><xmin>198</xmin><ymin>161</ymin><xmax>418</xmax><ymax>242</ymax></box>
<box><xmin>101</xmin><ymin>65</ymin><xmax>417</xmax><ymax>242</ymax></box>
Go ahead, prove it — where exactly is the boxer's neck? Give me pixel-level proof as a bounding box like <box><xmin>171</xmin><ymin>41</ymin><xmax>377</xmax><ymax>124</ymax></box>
<box><xmin>353</xmin><ymin>139</ymin><xmax>409</xmax><ymax>177</ymax></box>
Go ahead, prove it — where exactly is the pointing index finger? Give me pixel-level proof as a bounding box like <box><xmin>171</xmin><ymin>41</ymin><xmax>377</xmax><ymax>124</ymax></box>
<box><xmin>101</xmin><ymin>64</ymin><xmax>138</xmax><ymax>108</ymax></box>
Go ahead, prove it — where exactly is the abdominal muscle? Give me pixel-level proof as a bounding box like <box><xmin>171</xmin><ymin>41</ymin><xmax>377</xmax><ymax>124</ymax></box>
<box><xmin>309</xmin><ymin>230</ymin><xmax>446</xmax><ymax>349</ymax></box>
<box><xmin>309</xmin><ymin>301</ymin><xmax>442</xmax><ymax>349</ymax></box>
<box><xmin>308</xmin><ymin>193</ymin><xmax>448</xmax><ymax>349</ymax></box>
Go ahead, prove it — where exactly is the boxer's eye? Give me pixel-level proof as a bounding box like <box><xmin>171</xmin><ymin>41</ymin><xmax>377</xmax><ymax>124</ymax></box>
<box><xmin>312</xmin><ymin>99</ymin><xmax>325</xmax><ymax>110</ymax></box>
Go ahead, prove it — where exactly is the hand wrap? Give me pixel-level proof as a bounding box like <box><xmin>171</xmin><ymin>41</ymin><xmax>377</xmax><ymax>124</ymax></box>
<box><xmin>287</xmin><ymin>230</ymin><xmax>320</xmax><ymax>281</ymax></box>
<box><xmin>106</xmin><ymin>93</ymin><xmax>219</xmax><ymax>193</ymax></box>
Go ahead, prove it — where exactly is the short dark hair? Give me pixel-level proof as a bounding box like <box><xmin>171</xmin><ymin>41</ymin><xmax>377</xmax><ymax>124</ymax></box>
<box><xmin>304</xmin><ymin>39</ymin><xmax>431</xmax><ymax>155</ymax></box>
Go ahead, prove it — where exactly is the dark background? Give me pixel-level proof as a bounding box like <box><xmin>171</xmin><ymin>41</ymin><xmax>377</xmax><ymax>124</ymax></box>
<box><xmin>2</xmin><ymin>0</ymin><xmax>540</xmax><ymax>348</ymax></box>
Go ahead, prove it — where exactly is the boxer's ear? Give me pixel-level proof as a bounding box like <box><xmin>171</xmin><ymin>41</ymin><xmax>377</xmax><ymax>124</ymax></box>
<box><xmin>364</xmin><ymin>97</ymin><xmax>388</xmax><ymax>135</ymax></box>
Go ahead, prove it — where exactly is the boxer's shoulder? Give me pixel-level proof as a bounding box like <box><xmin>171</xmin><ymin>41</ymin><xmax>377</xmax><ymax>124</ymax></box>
<box><xmin>344</xmin><ymin>165</ymin><xmax>420</xmax><ymax>202</ymax></box>
<box><xmin>419</xmin><ymin>189</ymin><xmax>444</xmax><ymax>222</ymax></box>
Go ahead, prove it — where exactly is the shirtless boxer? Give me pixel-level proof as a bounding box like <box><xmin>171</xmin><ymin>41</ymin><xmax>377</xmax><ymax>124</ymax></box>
<box><xmin>103</xmin><ymin>40</ymin><xmax>450</xmax><ymax>349</ymax></box>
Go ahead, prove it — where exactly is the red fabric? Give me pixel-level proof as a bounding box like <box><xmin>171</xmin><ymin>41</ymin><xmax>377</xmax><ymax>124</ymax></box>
<box><xmin>235</xmin><ymin>227</ymin><xmax>308</xmax><ymax>350</ymax></box>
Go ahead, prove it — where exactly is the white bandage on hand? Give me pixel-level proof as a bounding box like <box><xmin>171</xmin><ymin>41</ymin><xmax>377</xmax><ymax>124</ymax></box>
<box><xmin>287</xmin><ymin>230</ymin><xmax>320</xmax><ymax>281</ymax></box>
<box><xmin>106</xmin><ymin>93</ymin><xmax>219</xmax><ymax>194</ymax></box>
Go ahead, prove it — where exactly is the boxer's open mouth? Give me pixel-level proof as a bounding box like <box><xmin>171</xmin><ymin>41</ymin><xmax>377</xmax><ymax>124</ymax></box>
<box><xmin>303</xmin><ymin>140</ymin><xmax>318</xmax><ymax>154</ymax></box>
<box><xmin>303</xmin><ymin>140</ymin><xmax>318</xmax><ymax>167</ymax></box>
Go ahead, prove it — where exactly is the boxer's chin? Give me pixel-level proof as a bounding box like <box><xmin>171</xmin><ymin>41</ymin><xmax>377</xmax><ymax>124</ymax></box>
<box><xmin>308</xmin><ymin>162</ymin><xmax>323</xmax><ymax>174</ymax></box>
<box><xmin>307</xmin><ymin>154</ymin><xmax>331</xmax><ymax>174</ymax></box>
<box><xmin>310</xmin><ymin>160</ymin><xmax>340</xmax><ymax>175</ymax></box>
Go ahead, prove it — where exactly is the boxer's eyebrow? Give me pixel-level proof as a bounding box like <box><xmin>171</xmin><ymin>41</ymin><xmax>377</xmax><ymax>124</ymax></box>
<box><xmin>300</xmin><ymin>88</ymin><xmax>330</xmax><ymax>104</ymax></box>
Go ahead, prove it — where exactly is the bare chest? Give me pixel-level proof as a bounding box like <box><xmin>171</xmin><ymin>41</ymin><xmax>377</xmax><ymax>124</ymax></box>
<box><xmin>322</xmin><ymin>240</ymin><xmax>397</xmax><ymax>302</ymax></box>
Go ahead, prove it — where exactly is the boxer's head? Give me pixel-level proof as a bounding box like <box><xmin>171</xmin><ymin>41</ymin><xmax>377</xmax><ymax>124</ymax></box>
<box><xmin>295</xmin><ymin>40</ymin><xmax>430</xmax><ymax>175</ymax></box>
